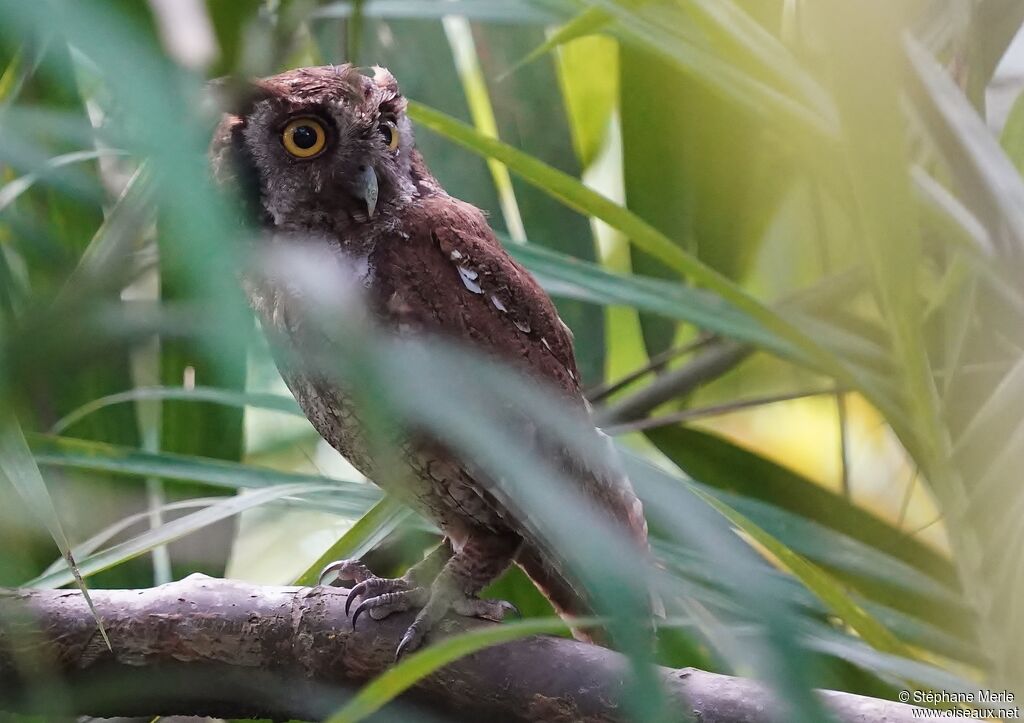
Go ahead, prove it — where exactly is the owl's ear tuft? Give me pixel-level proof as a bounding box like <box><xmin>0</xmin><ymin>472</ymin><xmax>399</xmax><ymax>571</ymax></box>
<box><xmin>371</xmin><ymin>66</ymin><xmax>398</xmax><ymax>93</ymax></box>
<box><xmin>371</xmin><ymin>66</ymin><xmax>406</xmax><ymax>116</ymax></box>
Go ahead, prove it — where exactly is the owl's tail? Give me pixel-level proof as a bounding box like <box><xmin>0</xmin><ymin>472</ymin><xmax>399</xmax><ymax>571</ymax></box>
<box><xmin>515</xmin><ymin>544</ymin><xmax>598</xmax><ymax>643</ymax></box>
<box><xmin>516</xmin><ymin>543</ymin><xmax>666</xmax><ymax>646</ymax></box>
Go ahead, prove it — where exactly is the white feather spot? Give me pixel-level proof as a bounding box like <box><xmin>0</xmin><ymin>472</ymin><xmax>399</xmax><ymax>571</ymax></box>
<box><xmin>450</xmin><ymin>249</ymin><xmax>464</xmax><ymax>261</ymax></box>
<box><xmin>458</xmin><ymin>266</ymin><xmax>483</xmax><ymax>294</ymax></box>
<box><xmin>514</xmin><ymin>319</ymin><xmax>531</xmax><ymax>333</ymax></box>
<box><xmin>490</xmin><ymin>295</ymin><xmax>507</xmax><ymax>312</ymax></box>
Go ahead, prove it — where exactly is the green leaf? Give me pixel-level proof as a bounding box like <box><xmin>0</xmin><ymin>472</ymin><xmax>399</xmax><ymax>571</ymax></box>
<box><xmin>648</xmin><ymin>426</ymin><xmax>957</xmax><ymax>585</ymax></box>
<box><xmin>554</xmin><ymin>22</ymin><xmax>619</xmax><ymax>168</ymax></box>
<box><xmin>510</xmin><ymin>241</ymin><xmax>799</xmax><ymax>359</ymax></box>
<box><xmin>1000</xmin><ymin>87</ymin><xmax>1024</xmax><ymax>177</ymax></box>
<box><xmin>38</xmin><ymin>497</ymin><xmax>223</xmax><ymax>577</ymax></box>
<box><xmin>909</xmin><ymin>35</ymin><xmax>1024</xmax><ymax>256</ymax></box>
<box><xmin>293</xmin><ymin>495</ymin><xmax>411</xmax><ymax>586</ymax></box>
<box><xmin>313</xmin><ymin>1</ymin><xmax>563</xmax><ymax>24</ymax></box>
<box><xmin>26</xmin><ymin>482</ymin><xmax>335</xmax><ymax>588</ymax></box>
<box><xmin>205</xmin><ymin>0</ymin><xmax>263</xmax><ymax>76</ymax></box>
<box><xmin>158</xmin><ymin>149</ymin><xmax>249</xmax><ymax>467</ymax></box>
<box><xmin>621</xmin><ymin>42</ymin><xmax>792</xmax><ymax>355</ymax></box>
<box><xmin>974</xmin><ymin>0</ymin><xmax>1024</xmax><ymax>85</ymax></box>
<box><xmin>589</xmin><ymin>0</ymin><xmax>835</xmax><ymax>141</ymax></box>
<box><xmin>407</xmin><ymin>100</ymin><xmax>846</xmax><ymax>378</ymax></box>
<box><xmin>326</xmin><ymin>617</ymin><xmax>594</xmax><ymax>723</ymax></box>
<box><xmin>676</xmin><ymin>0</ymin><xmax>832</xmax><ymax>116</ymax></box>
<box><xmin>688</xmin><ymin>481</ymin><xmax>911</xmax><ymax>658</ymax></box>
<box><xmin>714</xmin><ymin>490</ymin><xmax>970</xmax><ymax>630</ymax></box>
<box><xmin>51</xmin><ymin>385</ymin><xmax>302</xmax><ymax>435</ymax></box>
<box><xmin>476</xmin><ymin>23</ymin><xmax>605</xmax><ymax>386</ymax></box>
<box><xmin>0</xmin><ymin>412</ymin><xmax>110</xmax><ymax>647</ymax></box>
<box><xmin>1</xmin><ymin>39</ymin><xmax>140</xmax><ymax>451</ymax></box>
<box><xmin>501</xmin><ymin>6</ymin><xmax>611</xmax><ymax>81</ymax></box>
<box><xmin>0</xmin><ymin>149</ymin><xmax>127</xmax><ymax>214</ymax></box>
<box><xmin>657</xmin><ymin>538</ymin><xmax>978</xmax><ymax>666</ymax></box>
<box><xmin>28</xmin><ymin>433</ymin><xmax>378</xmax><ymax>510</ymax></box>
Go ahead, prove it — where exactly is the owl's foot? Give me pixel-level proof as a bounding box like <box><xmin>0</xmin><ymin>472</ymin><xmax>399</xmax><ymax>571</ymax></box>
<box><xmin>317</xmin><ymin>558</ymin><xmax>419</xmax><ymax>619</ymax></box>
<box><xmin>318</xmin><ymin>535</ymin><xmax>520</xmax><ymax>659</ymax></box>
<box><xmin>393</xmin><ymin>585</ymin><xmax>520</xmax><ymax>659</ymax></box>
<box><xmin>317</xmin><ymin>541</ymin><xmax>454</xmax><ymax>625</ymax></box>
<box><xmin>391</xmin><ymin>535</ymin><xmax>521</xmax><ymax>658</ymax></box>
<box><xmin>319</xmin><ymin>558</ymin><xmax>518</xmax><ymax>657</ymax></box>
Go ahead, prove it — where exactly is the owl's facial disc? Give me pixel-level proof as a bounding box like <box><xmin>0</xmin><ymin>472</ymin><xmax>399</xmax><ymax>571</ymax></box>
<box><xmin>212</xmin><ymin>65</ymin><xmax>417</xmax><ymax>233</ymax></box>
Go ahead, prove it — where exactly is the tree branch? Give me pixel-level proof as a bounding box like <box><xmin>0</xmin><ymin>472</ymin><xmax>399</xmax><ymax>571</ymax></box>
<box><xmin>0</xmin><ymin>576</ymin><xmax>921</xmax><ymax>722</ymax></box>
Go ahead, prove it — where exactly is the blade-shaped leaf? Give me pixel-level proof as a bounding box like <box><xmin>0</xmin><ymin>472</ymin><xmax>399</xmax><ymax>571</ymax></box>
<box><xmin>326</xmin><ymin>617</ymin><xmax>597</xmax><ymax>723</ymax></box>
<box><xmin>28</xmin><ymin>433</ymin><xmax>377</xmax><ymax>509</ymax></box>
<box><xmin>293</xmin><ymin>494</ymin><xmax>411</xmax><ymax>586</ymax></box>
<box><xmin>476</xmin><ymin>23</ymin><xmax>606</xmax><ymax>385</ymax></box>
<box><xmin>51</xmin><ymin>385</ymin><xmax>302</xmax><ymax>435</ymax></box>
<box><xmin>27</xmin><ymin>482</ymin><xmax>336</xmax><ymax>588</ymax></box>
<box><xmin>407</xmin><ymin>99</ymin><xmax>850</xmax><ymax>379</ymax></box>
<box><xmin>687</xmin><ymin>482</ymin><xmax>911</xmax><ymax>657</ymax></box>
<box><xmin>510</xmin><ymin>241</ymin><xmax>798</xmax><ymax>358</ymax></box>
<box><xmin>0</xmin><ymin>412</ymin><xmax>110</xmax><ymax>647</ymax></box>
<box><xmin>313</xmin><ymin>1</ymin><xmax>564</xmax><ymax>24</ymax></box>
<box><xmin>648</xmin><ymin>425</ymin><xmax>957</xmax><ymax>585</ymax></box>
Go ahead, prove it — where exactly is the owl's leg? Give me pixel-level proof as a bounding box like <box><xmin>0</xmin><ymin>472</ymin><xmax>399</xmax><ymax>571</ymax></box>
<box><xmin>390</xmin><ymin>533</ymin><xmax>521</xmax><ymax>658</ymax></box>
<box><xmin>323</xmin><ymin>534</ymin><xmax>520</xmax><ymax>656</ymax></box>
<box><xmin>318</xmin><ymin>539</ymin><xmax>453</xmax><ymax>620</ymax></box>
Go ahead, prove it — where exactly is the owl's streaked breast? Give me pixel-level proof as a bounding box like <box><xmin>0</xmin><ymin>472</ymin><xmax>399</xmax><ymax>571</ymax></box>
<box><xmin>241</xmin><ymin>246</ymin><xmax>510</xmax><ymax>536</ymax></box>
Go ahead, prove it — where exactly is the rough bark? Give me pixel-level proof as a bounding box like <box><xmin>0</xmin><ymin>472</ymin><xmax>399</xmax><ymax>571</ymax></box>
<box><xmin>0</xmin><ymin>576</ymin><xmax>921</xmax><ymax>722</ymax></box>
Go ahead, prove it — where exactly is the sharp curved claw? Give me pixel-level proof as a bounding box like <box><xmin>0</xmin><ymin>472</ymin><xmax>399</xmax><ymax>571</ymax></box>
<box><xmin>318</xmin><ymin>560</ymin><xmax>348</xmax><ymax>587</ymax></box>
<box><xmin>351</xmin><ymin>598</ymin><xmax>373</xmax><ymax>629</ymax></box>
<box><xmin>503</xmin><ymin>601</ymin><xmax>522</xmax><ymax>619</ymax></box>
<box><xmin>395</xmin><ymin>627</ymin><xmax>420</xmax><ymax>661</ymax></box>
<box><xmin>345</xmin><ymin>580</ymin><xmax>370</xmax><ymax>617</ymax></box>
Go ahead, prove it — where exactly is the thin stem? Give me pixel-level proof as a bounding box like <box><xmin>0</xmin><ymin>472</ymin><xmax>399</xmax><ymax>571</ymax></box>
<box><xmin>586</xmin><ymin>334</ymin><xmax>714</xmax><ymax>403</ymax></box>
<box><xmin>836</xmin><ymin>392</ymin><xmax>851</xmax><ymax>499</ymax></box>
<box><xmin>896</xmin><ymin>464</ymin><xmax>920</xmax><ymax>530</ymax></box>
<box><xmin>595</xmin><ymin>341</ymin><xmax>751</xmax><ymax>426</ymax></box>
<box><xmin>603</xmin><ymin>386</ymin><xmax>842</xmax><ymax>435</ymax></box>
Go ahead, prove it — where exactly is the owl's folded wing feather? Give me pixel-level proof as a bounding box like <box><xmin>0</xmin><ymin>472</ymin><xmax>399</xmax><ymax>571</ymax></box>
<box><xmin>369</xmin><ymin>194</ymin><xmax>654</xmax><ymax>629</ymax></box>
<box><xmin>370</xmin><ymin>193</ymin><xmax>581</xmax><ymax>395</ymax></box>
<box><xmin>370</xmin><ymin>193</ymin><xmax>645</xmax><ymax>529</ymax></box>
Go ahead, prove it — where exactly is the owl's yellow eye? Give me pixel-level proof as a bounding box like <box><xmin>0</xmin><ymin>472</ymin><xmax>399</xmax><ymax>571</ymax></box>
<box><xmin>282</xmin><ymin>118</ymin><xmax>327</xmax><ymax>158</ymax></box>
<box><xmin>380</xmin><ymin>121</ymin><xmax>400</xmax><ymax>151</ymax></box>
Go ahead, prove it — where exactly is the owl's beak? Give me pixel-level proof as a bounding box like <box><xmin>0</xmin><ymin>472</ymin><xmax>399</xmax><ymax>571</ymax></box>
<box><xmin>355</xmin><ymin>165</ymin><xmax>379</xmax><ymax>219</ymax></box>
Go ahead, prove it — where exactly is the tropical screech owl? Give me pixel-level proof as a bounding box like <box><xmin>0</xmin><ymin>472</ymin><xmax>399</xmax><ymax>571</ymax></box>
<box><xmin>210</xmin><ymin>65</ymin><xmax>652</xmax><ymax>655</ymax></box>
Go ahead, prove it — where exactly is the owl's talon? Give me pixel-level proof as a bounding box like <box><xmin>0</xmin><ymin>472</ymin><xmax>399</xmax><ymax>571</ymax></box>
<box><xmin>346</xmin><ymin>577</ymin><xmax>410</xmax><ymax>617</ymax></box>
<box><xmin>351</xmin><ymin>588</ymin><xmax>428</xmax><ymax>629</ymax></box>
<box><xmin>319</xmin><ymin>544</ymin><xmax>517</xmax><ymax>659</ymax></box>
<box><xmin>452</xmin><ymin>596</ymin><xmax>520</xmax><ymax>622</ymax></box>
<box><xmin>501</xmin><ymin>598</ymin><xmax>520</xmax><ymax>618</ymax></box>
<box><xmin>318</xmin><ymin>559</ymin><xmax>374</xmax><ymax>588</ymax></box>
<box><xmin>396</xmin><ymin>625</ymin><xmax>424</xmax><ymax>661</ymax></box>
<box><xmin>351</xmin><ymin>598</ymin><xmax>372</xmax><ymax>629</ymax></box>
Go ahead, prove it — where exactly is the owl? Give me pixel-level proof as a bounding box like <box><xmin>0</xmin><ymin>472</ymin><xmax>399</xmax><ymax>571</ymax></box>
<box><xmin>211</xmin><ymin>65</ymin><xmax>652</xmax><ymax>655</ymax></box>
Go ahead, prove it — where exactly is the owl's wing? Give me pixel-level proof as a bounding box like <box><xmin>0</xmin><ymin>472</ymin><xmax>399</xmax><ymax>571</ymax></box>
<box><xmin>370</xmin><ymin>194</ymin><xmax>652</xmax><ymax>625</ymax></box>
<box><xmin>370</xmin><ymin>194</ymin><xmax>582</xmax><ymax>396</ymax></box>
<box><xmin>370</xmin><ymin>194</ymin><xmax>644</xmax><ymax>511</ymax></box>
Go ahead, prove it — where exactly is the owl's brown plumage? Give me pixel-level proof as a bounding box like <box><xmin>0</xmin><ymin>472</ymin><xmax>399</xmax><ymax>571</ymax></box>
<box><xmin>211</xmin><ymin>65</ymin><xmax>651</xmax><ymax>652</ymax></box>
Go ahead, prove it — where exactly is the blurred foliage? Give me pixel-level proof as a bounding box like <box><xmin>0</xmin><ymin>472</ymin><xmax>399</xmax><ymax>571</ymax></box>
<box><xmin>2</xmin><ymin>0</ymin><xmax>1024</xmax><ymax>720</ymax></box>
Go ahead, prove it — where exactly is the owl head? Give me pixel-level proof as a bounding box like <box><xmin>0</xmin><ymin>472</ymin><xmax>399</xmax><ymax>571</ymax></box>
<box><xmin>211</xmin><ymin>65</ymin><xmax>423</xmax><ymax>235</ymax></box>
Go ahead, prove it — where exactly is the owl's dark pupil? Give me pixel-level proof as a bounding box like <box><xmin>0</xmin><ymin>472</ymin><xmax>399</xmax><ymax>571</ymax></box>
<box><xmin>292</xmin><ymin>125</ymin><xmax>318</xmax><ymax>149</ymax></box>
